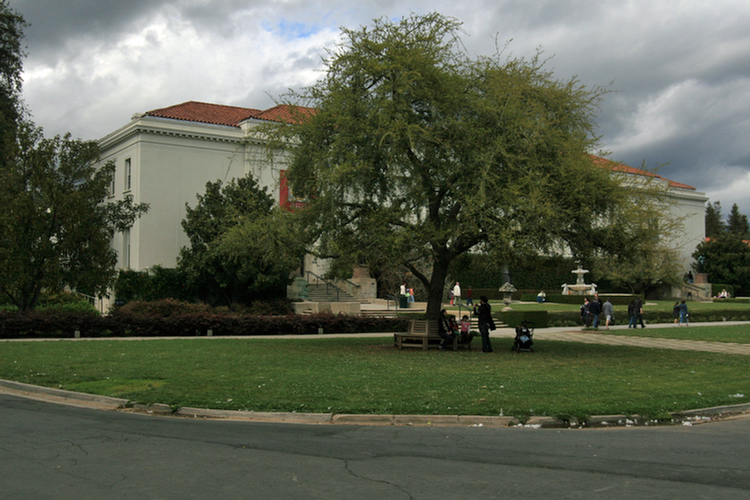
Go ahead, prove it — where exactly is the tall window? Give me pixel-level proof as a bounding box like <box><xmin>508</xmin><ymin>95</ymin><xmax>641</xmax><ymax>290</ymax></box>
<box><xmin>122</xmin><ymin>228</ymin><xmax>131</xmax><ymax>269</ymax></box>
<box><xmin>124</xmin><ymin>158</ymin><xmax>132</xmax><ymax>192</ymax></box>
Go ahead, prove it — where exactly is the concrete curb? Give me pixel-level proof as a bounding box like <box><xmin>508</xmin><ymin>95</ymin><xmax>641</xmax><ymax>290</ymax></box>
<box><xmin>0</xmin><ymin>379</ymin><xmax>128</xmax><ymax>410</ymax></box>
<box><xmin>2</xmin><ymin>380</ymin><xmax>749</xmax><ymax>429</ymax></box>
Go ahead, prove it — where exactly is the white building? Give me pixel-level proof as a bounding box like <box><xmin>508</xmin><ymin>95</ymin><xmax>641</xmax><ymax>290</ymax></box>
<box><xmin>593</xmin><ymin>156</ymin><xmax>708</xmax><ymax>270</ymax></box>
<box><xmin>99</xmin><ymin>101</ymin><xmax>308</xmax><ymax>271</ymax></box>
<box><xmin>99</xmin><ymin>100</ymin><xmax>707</xmax><ymax>301</ymax></box>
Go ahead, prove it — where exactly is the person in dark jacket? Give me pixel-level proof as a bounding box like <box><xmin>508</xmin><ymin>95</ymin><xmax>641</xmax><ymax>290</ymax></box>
<box><xmin>633</xmin><ymin>297</ymin><xmax>645</xmax><ymax>328</ymax></box>
<box><xmin>581</xmin><ymin>297</ymin><xmax>591</xmax><ymax>328</ymax></box>
<box><xmin>588</xmin><ymin>298</ymin><xmax>602</xmax><ymax>329</ymax></box>
<box><xmin>437</xmin><ymin>309</ymin><xmax>457</xmax><ymax>350</ymax></box>
<box><xmin>473</xmin><ymin>296</ymin><xmax>494</xmax><ymax>353</ymax></box>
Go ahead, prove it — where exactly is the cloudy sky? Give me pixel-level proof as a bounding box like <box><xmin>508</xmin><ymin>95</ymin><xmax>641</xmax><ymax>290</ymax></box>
<box><xmin>11</xmin><ymin>0</ymin><xmax>750</xmax><ymax>216</ymax></box>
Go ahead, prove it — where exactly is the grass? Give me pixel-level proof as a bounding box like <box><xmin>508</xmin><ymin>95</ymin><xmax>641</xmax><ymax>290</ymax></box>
<box><xmin>448</xmin><ymin>299</ymin><xmax>750</xmax><ymax>314</ymax></box>
<box><xmin>599</xmin><ymin>324</ymin><xmax>750</xmax><ymax>343</ymax></box>
<box><xmin>1</xmin><ymin>330</ymin><xmax>749</xmax><ymax>421</ymax></box>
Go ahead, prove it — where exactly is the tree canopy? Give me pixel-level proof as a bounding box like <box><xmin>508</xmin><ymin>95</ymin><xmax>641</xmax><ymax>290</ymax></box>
<box><xmin>179</xmin><ymin>177</ymin><xmax>305</xmax><ymax>307</ymax></box>
<box><xmin>267</xmin><ymin>13</ymin><xmax>636</xmax><ymax>319</ymax></box>
<box><xmin>705</xmin><ymin>201</ymin><xmax>726</xmax><ymax>239</ymax></box>
<box><xmin>0</xmin><ymin>0</ymin><xmax>25</xmax><ymax>140</ymax></box>
<box><xmin>693</xmin><ymin>234</ymin><xmax>750</xmax><ymax>296</ymax></box>
<box><xmin>726</xmin><ymin>203</ymin><xmax>750</xmax><ymax>239</ymax></box>
<box><xmin>0</xmin><ymin>124</ymin><xmax>149</xmax><ymax>310</ymax></box>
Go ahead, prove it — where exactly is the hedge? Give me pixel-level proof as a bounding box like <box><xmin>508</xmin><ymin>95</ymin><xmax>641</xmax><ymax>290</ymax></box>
<box><xmin>0</xmin><ymin>309</ymin><xmax>409</xmax><ymax>339</ymax></box>
<box><xmin>500</xmin><ymin>310</ymin><xmax>549</xmax><ymax>328</ymax></box>
<box><xmin>523</xmin><ymin>294</ymin><xmax>639</xmax><ymax>306</ymax></box>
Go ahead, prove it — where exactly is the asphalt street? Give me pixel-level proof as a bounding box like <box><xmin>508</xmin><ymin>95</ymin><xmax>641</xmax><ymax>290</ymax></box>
<box><xmin>2</xmin><ymin>394</ymin><xmax>750</xmax><ymax>499</ymax></box>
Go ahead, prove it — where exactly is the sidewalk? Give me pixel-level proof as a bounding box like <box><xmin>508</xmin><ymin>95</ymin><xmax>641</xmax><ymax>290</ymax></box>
<box><xmin>531</xmin><ymin>322</ymin><xmax>750</xmax><ymax>356</ymax></box>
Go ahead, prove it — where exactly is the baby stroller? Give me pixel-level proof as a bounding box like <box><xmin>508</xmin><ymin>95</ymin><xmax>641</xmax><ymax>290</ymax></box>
<box><xmin>512</xmin><ymin>320</ymin><xmax>534</xmax><ymax>353</ymax></box>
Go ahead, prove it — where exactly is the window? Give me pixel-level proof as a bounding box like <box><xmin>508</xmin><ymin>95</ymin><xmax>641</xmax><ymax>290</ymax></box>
<box><xmin>124</xmin><ymin>158</ymin><xmax>132</xmax><ymax>192</ymax></box>
<box><xmin>109</xmin><ymin>168</ymin><xmax>115</xmax><ymax>196</ymax></box>
<box><xmin>122</xmin><ymin>228</ymin><xmax>131</xmax><ymax>269</ymax></box>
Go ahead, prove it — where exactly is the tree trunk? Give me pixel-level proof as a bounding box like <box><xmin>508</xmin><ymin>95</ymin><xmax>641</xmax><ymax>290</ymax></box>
<box><xmin>426</xmin><ymin>259</ymin><xmax>450</xmax><ymax>322</ymax></box>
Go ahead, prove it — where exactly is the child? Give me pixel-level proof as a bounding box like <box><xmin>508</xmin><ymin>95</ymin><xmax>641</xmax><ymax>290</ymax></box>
<box><xmin>460</xmin><ymin>315</ymin><xmax>471</xmax><ymax>336</ymax></box>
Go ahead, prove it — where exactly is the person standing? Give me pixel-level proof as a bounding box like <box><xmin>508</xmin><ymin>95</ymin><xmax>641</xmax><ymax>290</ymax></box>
<box><xmin>474</xmin><ymin>296</ymin><xmax>494</xmax><ymax>353</ymax></box>
<box><xmin>628</xmin><ymin>300</ymin><xmax>636</xmax><ymax>328</ymax></box>
<box><xmin>452</xmin><ymin>282</ymin><xmax>461</xmax><ymax>306</ymax></box>
<box><xmin>633</xmin><ymin>296</ymin><xmax>645</xmax><ymax>328</ymax></box>
<box><xmin>602</xmin><ymin>298</ymin><xmax>614</xmax><ymax>329</ymax></box>
<box><xmin>465</xmin><ymin>286</ymin><xmax>473</xmax><ymax>307</ymax></box>
<box><xmin>673</xmin><ymin>301</ymin><xmax>680</xmax><ymax>325</ymax></box>
<box><xmin>678</xmin><ymin>300</ymin><xmax>689</xmax><ymax>326</ymax></box>
<box><xmin>581</xmin><ymin>297</ymin><xmax>591</xmax><ymax>328</ymax></box>
<box><xmin>588</xmin><ymin>296</ymin><xmax>602</xmax><ymax>329</ymax></box>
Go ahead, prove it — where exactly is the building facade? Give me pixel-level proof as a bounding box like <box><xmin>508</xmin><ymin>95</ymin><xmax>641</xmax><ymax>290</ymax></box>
<box><xmin>99</xmin><ymin>100</ymin><xmax>707</xmax><ymax>304</ymax></box>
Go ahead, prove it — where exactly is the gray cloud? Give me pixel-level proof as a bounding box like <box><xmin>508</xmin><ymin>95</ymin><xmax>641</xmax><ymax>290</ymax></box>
<box><xmin>10</xmin><ymin>0</ymin><xmax>750</xmax><ymax>216</ymax></box>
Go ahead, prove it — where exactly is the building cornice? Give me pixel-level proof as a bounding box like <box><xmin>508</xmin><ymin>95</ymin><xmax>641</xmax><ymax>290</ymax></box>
<box><xmin>99</xmin><ymin>116</ymin><xmax>247</xmax><ymax>151</ymax></box>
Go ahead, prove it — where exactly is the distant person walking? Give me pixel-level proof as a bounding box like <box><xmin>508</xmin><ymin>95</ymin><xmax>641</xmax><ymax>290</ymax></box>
<box><xmin>602</xmin><ymin>298</ymin><xmax>614</xmax><ymax>329</ymax></box>
<box><xmin>466</xmin><ymin>286</ymin><xmax>473</xmax><ymax>307</ymax></box>
<box><xmin>632</xmin><ymin>297</ymin><xmax>645</xmax><ymax>328</ymax></box>
<box><xmin>588</xmin><ymin>297</ymin><xmax>602</xmax><ymax>329</ymax></box>
<box><xmin>678</xmin><ymin>300</ymin><xmax>689</xmax><ymax>326</ymax></box>
<box><xmin>452</xmin><ymin>282</ymin><xmax>461</xmax><ymax>306</ymax></box>
<box><xmin>581</xmin><ymin>297</ymin><xmax>591</xmax><ymax>327</ymax></box>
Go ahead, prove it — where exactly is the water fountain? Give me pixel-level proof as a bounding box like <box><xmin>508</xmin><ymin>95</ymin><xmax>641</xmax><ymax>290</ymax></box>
<box><xmin>561</xmin><ymin>265</ymin><xmax>597</xmax><ymax>295</ymax></box>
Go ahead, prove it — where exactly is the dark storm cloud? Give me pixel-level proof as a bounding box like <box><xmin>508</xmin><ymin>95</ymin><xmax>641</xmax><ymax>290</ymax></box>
<box><xmin>12</xmin><ymin>0</ymin><xmax>160</xmax><ymax>59</ymax></box>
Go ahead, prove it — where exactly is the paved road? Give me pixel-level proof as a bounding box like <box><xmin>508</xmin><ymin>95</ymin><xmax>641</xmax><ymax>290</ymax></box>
<box><xmin>2</xmin><ymin>394</ymin><xmax>750</xmax><ymax>499</ymax></box>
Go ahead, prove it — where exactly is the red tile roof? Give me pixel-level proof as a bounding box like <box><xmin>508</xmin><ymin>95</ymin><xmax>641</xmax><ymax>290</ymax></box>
<box><xmin>590</xmin><ymin>155</ymin><xmax>697</xmax><ymax>190</ymax></box>
<box><xmin>144</xmin><ymin>103</ymin><xmax>697</xmax><ymax>192</ymax></box>
<box><xmin>256</xmin><ymin>105</ymin><xmax>317</xmax><ymax>124</ymax></box>
<box><xmin>145</xmin><ymin>101</ymin><xmax>315</xmax><ymax>127</ymax></box>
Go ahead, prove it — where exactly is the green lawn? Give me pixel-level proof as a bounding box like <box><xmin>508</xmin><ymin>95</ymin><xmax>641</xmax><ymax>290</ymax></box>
<box><xmin>462</xmin><ymin>299</ymin><xmax>750</xmax><ymax>314</ymax></box>
<box><xmin>442</xmin><ymin>299</ymin><xmax>750</xmax><ymax>323</ymax></box>
<box><xmin>1</xmin><ymin>331</ymin><xmax>748</xmax><ymax>422</ymax></box>
<box><xmin>600</xmin><ymin>324</ymin><xmax>750</xmax><ymax>343</ymax></box>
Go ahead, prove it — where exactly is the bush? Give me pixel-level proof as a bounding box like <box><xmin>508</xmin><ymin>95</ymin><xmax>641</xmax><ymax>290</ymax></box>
<box><xmin>523</xmin><ymin>294</ymin><xmax>637</xmax><ymax>306</ymax></box>
<box><xmin>0</xmin><ymin>306</ymin><xmax>409</xmax><ymax>339</ymax></box>
<box><xmin>114</xmin><ymin>299</ymin><xmax>213</xmax><ymax>317</ymax></box>
<box><xmin>500</xmin><ymin>310</ymin><xmax>549</xmax><ymax>328</ymax></box>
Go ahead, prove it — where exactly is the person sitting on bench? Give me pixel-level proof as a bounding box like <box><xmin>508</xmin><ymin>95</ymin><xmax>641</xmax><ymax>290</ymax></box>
<box><xmin>438</xmin><ymin>309</ymin><xmax>457</xmax><ymax>350</ymax></box>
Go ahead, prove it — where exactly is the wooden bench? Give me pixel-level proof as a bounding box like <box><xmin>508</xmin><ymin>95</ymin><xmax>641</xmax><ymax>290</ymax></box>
<box><xmin>394</xmin><ymin>319</ymin><xmax>473</xmax><ymax>351</ymax></box>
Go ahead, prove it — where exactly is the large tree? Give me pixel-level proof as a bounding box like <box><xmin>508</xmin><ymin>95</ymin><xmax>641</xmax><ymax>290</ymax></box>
<box><xmin>267</xmin><ymin>13</ymin><xmax>629</xmax><ymax>319</ymax></box>
<box><xmin>0</xmin><ymin>123</ymin><xmax>149</xmax><ymax>310</ymax></box>
<box><xmin>693</xmin><ymin>234</ymin><xmax>750</xmax><ymax>296</ymax></box>
<box><xmin>0</xmin><ymin>0</ymin><xmax>26</xmax><ymax>140</ymax></box>
<box><xmin>179</xmin><ymin>177</ymin><xmax>305</xmax><ymax>307</ymax></box>
<box><xmin>726</xmin><ymin>203</ymin><xmax>749</xmax><ymax>239</ymax></box>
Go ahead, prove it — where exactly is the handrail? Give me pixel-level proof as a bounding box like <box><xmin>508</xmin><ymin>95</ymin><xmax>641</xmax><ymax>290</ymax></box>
<box><xmin>305</xmin><ymin>271</ymin><xmax>360</xmax><ymax>301</ymax></box>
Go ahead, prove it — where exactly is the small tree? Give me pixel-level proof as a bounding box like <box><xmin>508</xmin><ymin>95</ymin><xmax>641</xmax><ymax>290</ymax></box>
<box><xmin>179</xmin><ymin>177</ymin><xmax>305</xmax><ymax>307</ymax></box>
<box><xmin>0</xmin><ymin>123</ymin><xmax>149</xmax><ymax>310</ymax></box>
